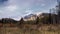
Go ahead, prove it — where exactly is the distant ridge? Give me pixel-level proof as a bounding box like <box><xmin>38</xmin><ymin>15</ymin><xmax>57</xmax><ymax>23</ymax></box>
<box><xmin>0</xmin><ymin>18</ymin><xmax>17</xmax><ymax>23</ymax></box>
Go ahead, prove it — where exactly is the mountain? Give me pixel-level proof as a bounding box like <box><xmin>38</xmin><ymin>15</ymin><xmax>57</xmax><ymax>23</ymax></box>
<box><xmin>23</xmin><ymin>13</ymin><xmax>50</xmax><ymax>21</ymax></box>
<box><xmin>23</xmin><ymin>13</ymin><xmax>58</xmax><ymax>24</ymax></box>
<box><xmin>23</xmin><ymin>14</ymin><xmax>37</xmax><ymax>21</ymax></box>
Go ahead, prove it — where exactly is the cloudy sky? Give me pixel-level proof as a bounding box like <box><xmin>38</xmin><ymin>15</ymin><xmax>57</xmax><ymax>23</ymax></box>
<box><xmin>0</xmin><ymin>0</ymin><xmax>57</xmax><ymax>20</ymax></box>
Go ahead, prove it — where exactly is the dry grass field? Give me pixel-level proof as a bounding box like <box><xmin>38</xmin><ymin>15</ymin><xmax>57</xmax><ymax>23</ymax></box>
<box><xmin>0</xmin><ymin>24</ymin><xmax>60</xmax><ymax>34</ymax></box>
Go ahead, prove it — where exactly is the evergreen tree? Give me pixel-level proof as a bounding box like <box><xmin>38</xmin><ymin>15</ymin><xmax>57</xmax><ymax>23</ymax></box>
<box><xmin>36</xmin><ymin>16</ymin><xmax>39</xmax><ymax>24</ymax></box>
<box><xmin>19</xmin><ymin>18</ymin><xmax>24</xmax><ymax>24</ymax></box>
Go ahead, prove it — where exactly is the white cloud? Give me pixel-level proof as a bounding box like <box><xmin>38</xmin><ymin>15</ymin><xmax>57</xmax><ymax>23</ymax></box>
<box><xmin>41</xmin><ymin>3</ymin><xmax>46</xmax><ymax>6</ymax></box>
<box><xmin>0</xmin><ymin>10</ymin><xmax>2</xmax><ymax>13</ymax></box>
<box><xmin>5</xmin><ymin>5</ymin><xmax>17</xmax><ymax>11</ymax></box>
<box><xmin>23</xmin><ymin>10</ymin><xmax>33</xmax><ymax>16</ymax></box>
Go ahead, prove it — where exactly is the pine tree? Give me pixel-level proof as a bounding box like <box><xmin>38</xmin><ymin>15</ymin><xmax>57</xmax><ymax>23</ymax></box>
<box><xmin>36</xmin><ymin>16</ymin><xmax>39</xmax><ymax>24</ymax></box>
<box><xmin>19</xmin><ymin>18</ymin><xmax>24</xmax><ymax>24</ymax></box>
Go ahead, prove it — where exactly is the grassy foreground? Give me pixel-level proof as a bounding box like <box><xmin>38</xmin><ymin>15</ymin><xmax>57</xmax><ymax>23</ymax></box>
<box><xmin>0</xmin><ymin>24</ymin><xmax>60</xmax><ymax>34</ymax></box>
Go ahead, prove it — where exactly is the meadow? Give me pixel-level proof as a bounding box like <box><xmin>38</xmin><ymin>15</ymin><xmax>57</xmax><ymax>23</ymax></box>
<box><xmin>0</xmin><ymin>24</ymin><xmax>60</xmax><ymax>34</ymax></box>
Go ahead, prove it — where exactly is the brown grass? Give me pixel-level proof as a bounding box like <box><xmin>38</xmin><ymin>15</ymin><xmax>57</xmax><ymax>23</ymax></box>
<box><xmin>0</xmin><ymin>24</ymin><xmax>60</xmax><ymax>34</ymax></box>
